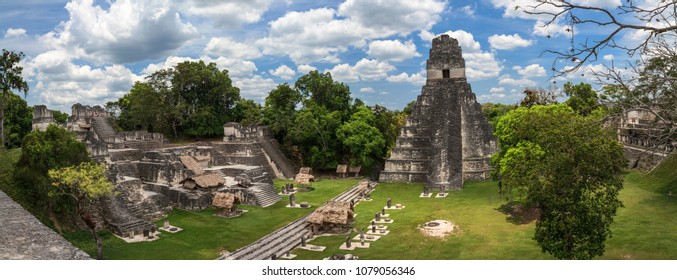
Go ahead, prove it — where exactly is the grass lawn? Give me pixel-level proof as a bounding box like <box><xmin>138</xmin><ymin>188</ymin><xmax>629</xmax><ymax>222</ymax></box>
<box><xmin>65</xmin><ymin>178</ymin><xmax>361</xmax><ymax>259</ymax></box>
<box><xmin>291</xmin><ymin>165</ymin><xmax>677</xmax><ymax>260</ymax></box>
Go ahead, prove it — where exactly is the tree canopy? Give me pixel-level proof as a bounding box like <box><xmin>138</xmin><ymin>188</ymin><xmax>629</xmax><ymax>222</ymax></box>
<box><xmin>1</xmin><ymin>49</ymin><xmax>29</xmax><ymax>148</ymax></box>
<box><xmin>2</xmin><ymin>93</ymin><xmax>32</xmax><ymax>148</ymax></box>
<box><xmin>109</xmin><ymin>60</ymin><xmax>243</xmax><ymax>138</ymax></box>
<box><xmin>49</xmin><ymin>161</ymin><xmax>113</xmax><ymax>259</ymax></box>
<box><xmin>492</xmin><ymin>104</ymin><xmax>627</xmax><ymax>259</ymax></box>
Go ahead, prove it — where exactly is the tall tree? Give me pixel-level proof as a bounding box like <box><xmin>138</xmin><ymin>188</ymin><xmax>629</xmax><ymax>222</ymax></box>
<box><xmin>263</xmin><ymin>84</ymin><xmax>302</xmax><ymax>144</ymax></box>
<box><xmin>563</xmin><ymin>82</ymin><xmax>601</xmax><ymax>116</ymax></box>
<box><xmin>336</xmin><ymin>106</ymin><xmax>386</xmax><ymax>171</ymax></box>
<box><xmin>492</xmin><ymin>104</ymin><xmax>627</xmax><ymax>259</ymax></box>
<box><xmin>15</xmin><ymin>125</ymin><xmax>90</xmax><ymax>230</ymax></box>
<box><xmin>295</xmin><ymin>70</ymin><xmax>352</xmax><ymax>117</ymax></box>
<box><xmin>232</xmin><ymin>98</ymin><xmax>263</xmax><ymax>127</ymax></box>
<box><xmin>49</xmin><ymin>162</ymin><xmax>114</xmax><ymax>260</ymax></box>
<box><xmin>1</xmin><ymin>49</ymin><xmax>29</xmax><ymax>148</ymax></box>
<box><xmin>3</xmin><ymin>93</ymin><xmax>32</xmax><ymax>148</ymax></box>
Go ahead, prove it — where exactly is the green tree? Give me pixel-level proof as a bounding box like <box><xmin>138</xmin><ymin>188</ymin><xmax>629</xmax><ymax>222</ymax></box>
<box><xmin>520</xmin><ymin>88</ymin><xmax>558</xmax><ymax>107</ymax></box>
<box><xmin>15</xmin><ymin>125</ymin><xmax>90</xmax><ymax>230</ymax></box>
<box><xmin>336</xmin><ymin>106</ymin><xmax>386</xmax><ymax>171</ymax></box>
<box><xmin>1</xmin><ymin>49</ymin><xmax>29</xmax><ymax>148</ymax></box>
<box><xmin>481</xmin><ymin>102</ymin><xmax>518</xmax><ymax>130</ymax></box>
<box><xmin>112</xmin><ymin>60</ymin><xmax>240</xmax><ymax>138</ymax></box>
<box><xmin>563</xmin><ymin>82</ymin><xmax>601</xmax><ymax>116</ymax></box>
<box><xmin>289</xmin><ymin>101</ymin><xmax>342</xmax><ymax>169</ymax></box>
<box><xmin>232</xmin><ymin>98</ymin><xmax>263</xmax><ymax>127</ymax></box>
<box><xmin>49</xmin><ymin>162</ymin><xmax>114</xmax><ymax>260</ymax></box>
<box><xmin>263</xmin><ymin>84</ymin><xmax>302</xmax><ymax>145</ymax></box>
<box><xmin>295</xmin><ymin>70</ymin><xmax>352</xmax><ymax>116</ymax></box>
<box><xmin>492</xmin><ymin>104</ymin><xmax>626</xmax><ymax>259</ymax></box>
<box><xmin>51</xmin><ymin>110</ymin><xmax>69</xmax><ymax>126</ymax></box>
<box><xmin>3</xmin><ymin>93</ymin><xmax>32</xmax><ymax>148</ymax></box>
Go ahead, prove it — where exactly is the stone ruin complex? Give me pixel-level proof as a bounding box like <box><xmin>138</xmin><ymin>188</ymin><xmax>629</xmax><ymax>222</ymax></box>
<box><xmin>32</xmin><ymin>104</ymin><xmax>296</xmax><ymax>238</ymax></box>
<box><xmin>379</xmin><ymin>34</ymin><xmax>497</xmax><ymax>190</ymax></box>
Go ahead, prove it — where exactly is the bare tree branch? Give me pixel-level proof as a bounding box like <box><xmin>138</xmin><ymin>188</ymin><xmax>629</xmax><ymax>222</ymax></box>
<box><xmin>523</xmin><ymin>0</ymin><xmax>677</xmax><ymax>75</ymax></box>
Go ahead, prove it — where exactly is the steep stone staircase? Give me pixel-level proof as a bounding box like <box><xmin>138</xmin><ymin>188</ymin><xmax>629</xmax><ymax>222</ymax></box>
<box><xmin>257</xmin><ymin>137</ymin><xmax>296</xmax><ymax>179</ymax></box>
<box><xmin>250</xmin><ymin>183</ymin><xmax>282</xmax><ymax>207</ymax></box>
<box><xmin>91</xmin><ymin>117</ymin><xmax>116</xmax><ymax>143</ymax></box>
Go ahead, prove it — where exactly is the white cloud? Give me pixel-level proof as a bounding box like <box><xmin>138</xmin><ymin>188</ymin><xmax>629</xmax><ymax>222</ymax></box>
<box><xmin>297</xmin><ymin>64</ymin><xmax>317</xmax><ymax>74</ymax></box>
<box><xmin>490</xmin><ymin>87</ymin><xmax>505</xmax><ymax>94</ymax></box>
<box><xmin>367</xmin><ymin>40</ymin><xmax>421</xmax><ymax>62</ymax></box>
<box><xmin>488</xmin><ymin>34</ymin><xmax>533</xmax><ymax>50</ymax></box>
<box><xmin>353</xmin><ymin>58</ymin><xmax>396</xmax><ymax>81</ymax></box>
<box><xmin>490</xmin><ymin>0</ymin><xmax>563</xmax><ymax>20</ymax></box>
<box><xmin>4</xmin><ymin>28</ymin><xmax>27</xmax><ymax>38</ymax></box>
<box><xmin>269</xmin><ymin>65</ymin><xmax>296</xmax><ymax>80</ymax></box>
<box><xmin>386</xmin><ymin>72</ymin><xmax>426</xmax><ymax>85</ymax></box>
<box><xmin>532</xmin><ymin>20</ymin><xmax>573</xmax><ymax>38</ymax></box>
<box><xmin>325</xmin><ymin>58</ymin><xmax>395</xmax><ymax>83</ymax></box>
<box><xmin>498</xmin><ymin>74</ymin><xmax>537</xmax><ymax>87</ymax></box>
<box><xmin>232</xmin><ymin>75</ymin><xmax>277</xmax><ymax>101</ymax></box>
<box><xmin>571</xmin><ymin>0</ymin><xmax>621</xmax><ymax>9</ymax></box>
<box><xmin>603</xmin><ymin>54</ymin><xmax>615</xmax><ymax>61</ymax></box>
<box><xmin>419</xmin><ymin>30</ymin><xmax>436</xmax><ymax>43</ymax></box>
<box><xmin>25</xmin><ymin>50</ymin><xmax>141</xmax><ymax>108</ymax></box>
<box><xmin>142</xmin><ymin>56</ymin><xmax>257</xmax><ymax>78</ymax></box>
<box><xmin>257</xmin><ymin>1</ymin><xmax>445</xmax><ymax>64</ymax></box>
<box><xmin>513</xmin><ymin>64</ymin><xmax>546</xmax><ymax>78</ymax></box>
<box><xmin>41</xmin><ymin>0</ymin><xmax>199</xmax><ymax>64</ymax></box>
<box><xmin>337</xmin><ymin>0</ymin><xmax>446</xmax><ymax>35</ymax></box>
<box><xmin>360</xmin><ymin>87</ymin><xmax>375</xmax><ymax>93</ymax></box>
<box><xmin>437</xmin><ymin>30</ymin><xmax>503</xmax><ymax>80</ymax></box>
<box><xmin>459</xmin><ymin>5</ymin><xmax>475</xmax><ymax>18</ymax></box>
<box><xmin>204</xmin><ymin>37</ymin><xmax>262</xmax><ymax>59</ymax></box>
<box><xmin>181</xmin><ymin>0</ymin><xmax>273</xmax><ymax>28</ymax></box>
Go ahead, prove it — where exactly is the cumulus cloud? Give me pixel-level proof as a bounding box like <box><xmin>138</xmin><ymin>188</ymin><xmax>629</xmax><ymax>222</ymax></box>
<box><xmin>367</xmin><ymin>40</ymin><xmax>421</xmax><ymax>62</ymax></box>
<box><xmin>498</xmin><ymin>74</ymin><xmax>537</xmax><ymax>87</ymax></box>
<box><xmin>257</xmin><ymin>1</ymin><xmax>445</xmax><ymax>64</ymax></box>
<box><xmin>204</xmin><ymin>37</ymin><xmax>262</xmax><ymax>59</ymax></box>
<box><xmin>24</xmin><ymin>50</ymin><xmax>141</xmax><ymax>108</ymax></box>
<box><xmin>488</xmin><ymin>34</ymin><xmax>533</xmax><ymax>50</ymax></box>
<box><xmin>4</xmin><ymin>28</ymin><xmax>27</xmax><ymax>38</ymax></box>
<box><xmin>337</xmin><ymin>0</ymin><xmax>445</xmax><ymax>35</ymax></box>
<box><xmin>180</xmin><ymin>0</ymin><xmax>273</xmax><ymax>28</ymax></box>
<box><xmin>603</xmin><ymin>54</ymin><xmax>615</xmax><ymax>61</ymax></box>
<box><xmin>269</xmin><ymin>65</ymin><xmax>296</xmax><ymax>80</ymax></box>
<box><xmin>297</xmin><ymin>64</ymin><xmax>317</xmax><ymax>74</ymax></box>
<box><xmin>142</xmin><ymin>55</ymin><xmax>257</xmax><ymax>78</ymax></box>
<box><xmin>324</xmin><ymin>58</ymin><xmax>395</xmax><ymax>83</ymax></box>
<box><xmin>513</xmin><ymin>64</ymin><xmax>546</xmax><ymax>78</ymax></box>
<box><xmin>360</xmin><ymin>87</ymin><xmax>375</xmax><ymax>93</ymax></box>
<box><xmin>41</xmin><ymin>0</ymin><xmax>199</xmax><ymax>64</ymax></box>
<box><xmin>233</xmin><ymin>75</ymin><xmax>278</xmax><ymax>101</ymax></box>
<box><xmin>532</xmin><ymin>20</ymin><xmax>574</xmax><ymax>38</ymax></box>
<box><xmin>490</xmin><ymin>87</ymin><xmax>505</xmax><ymax>94</ymax></box>
<box><xmin>459</xmin><ymin>5</ymin><xmax>476</xmax><ymax>18</ymax></box>
<box><xmin>386</xmin><ymin>72</ymin><xmax>426</xmax><ymax>85</ymax></box>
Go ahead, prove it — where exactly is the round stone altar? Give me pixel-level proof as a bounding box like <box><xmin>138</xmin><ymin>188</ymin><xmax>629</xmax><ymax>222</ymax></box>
<box><xmin>420</xmin><ymin>220</ymin><xmax>454</xmax><ymax>238</ymax></box>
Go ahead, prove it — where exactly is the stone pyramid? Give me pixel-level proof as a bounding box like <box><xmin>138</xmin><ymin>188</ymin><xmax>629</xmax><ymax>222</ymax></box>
<box><xmin>379</xmin><ymin>34</ymin><xmax>497</xmax><ymax>190</ymax></box>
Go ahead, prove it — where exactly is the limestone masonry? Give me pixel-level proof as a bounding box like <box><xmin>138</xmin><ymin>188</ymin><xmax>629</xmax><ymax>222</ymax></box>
<box><xmin>379</xmin><ymin>35</ymin><xmax>497</xmax><ymax>190</ymax></box>
<box><xmin>31</xmin><ymin>104</ymin><xmax>295</xmax><ymax>238</ymax></box>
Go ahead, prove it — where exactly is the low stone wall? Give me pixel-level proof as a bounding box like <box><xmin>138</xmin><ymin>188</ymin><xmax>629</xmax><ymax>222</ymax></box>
<box><xmin>0</xmin><ymin>190</ymin><xmax>91</xmax><ymax>259</ymax></box>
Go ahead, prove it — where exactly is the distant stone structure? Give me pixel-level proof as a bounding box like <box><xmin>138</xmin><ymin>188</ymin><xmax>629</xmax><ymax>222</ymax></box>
<box><xmin>617</xmin><ymin>108</ymin><xmax>675</xmax><ymax>170</ymax></box>
<box><xmin>218</xmin><ymin>122</ymin><xmax>297</xmax><ymax>179</ymax></box>
<box><xmin>379</xmin><ymin>34</ymin><xmax>497</xmax><ymax>190</ymax></box>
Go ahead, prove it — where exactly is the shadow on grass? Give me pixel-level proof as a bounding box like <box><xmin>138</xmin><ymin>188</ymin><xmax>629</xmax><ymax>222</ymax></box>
<box><xmin>496</xmin><ymin>202</ymin><xmax>540</xmax><ymax>225</ymax></box>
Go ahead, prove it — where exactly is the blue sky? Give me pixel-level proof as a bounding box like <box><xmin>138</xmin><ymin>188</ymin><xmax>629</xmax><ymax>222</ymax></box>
<box><xmin>0</xmin><ymin>0</ymin><xmax>648</xmax><ymax>112</ymax></box>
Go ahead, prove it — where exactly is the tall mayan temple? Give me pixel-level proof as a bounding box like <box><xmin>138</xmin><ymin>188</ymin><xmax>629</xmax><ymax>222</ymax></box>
<box><xmin>379</xmin><ymin>34</ymin><xmax>497</xmax><ymax>190</ymax></box>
